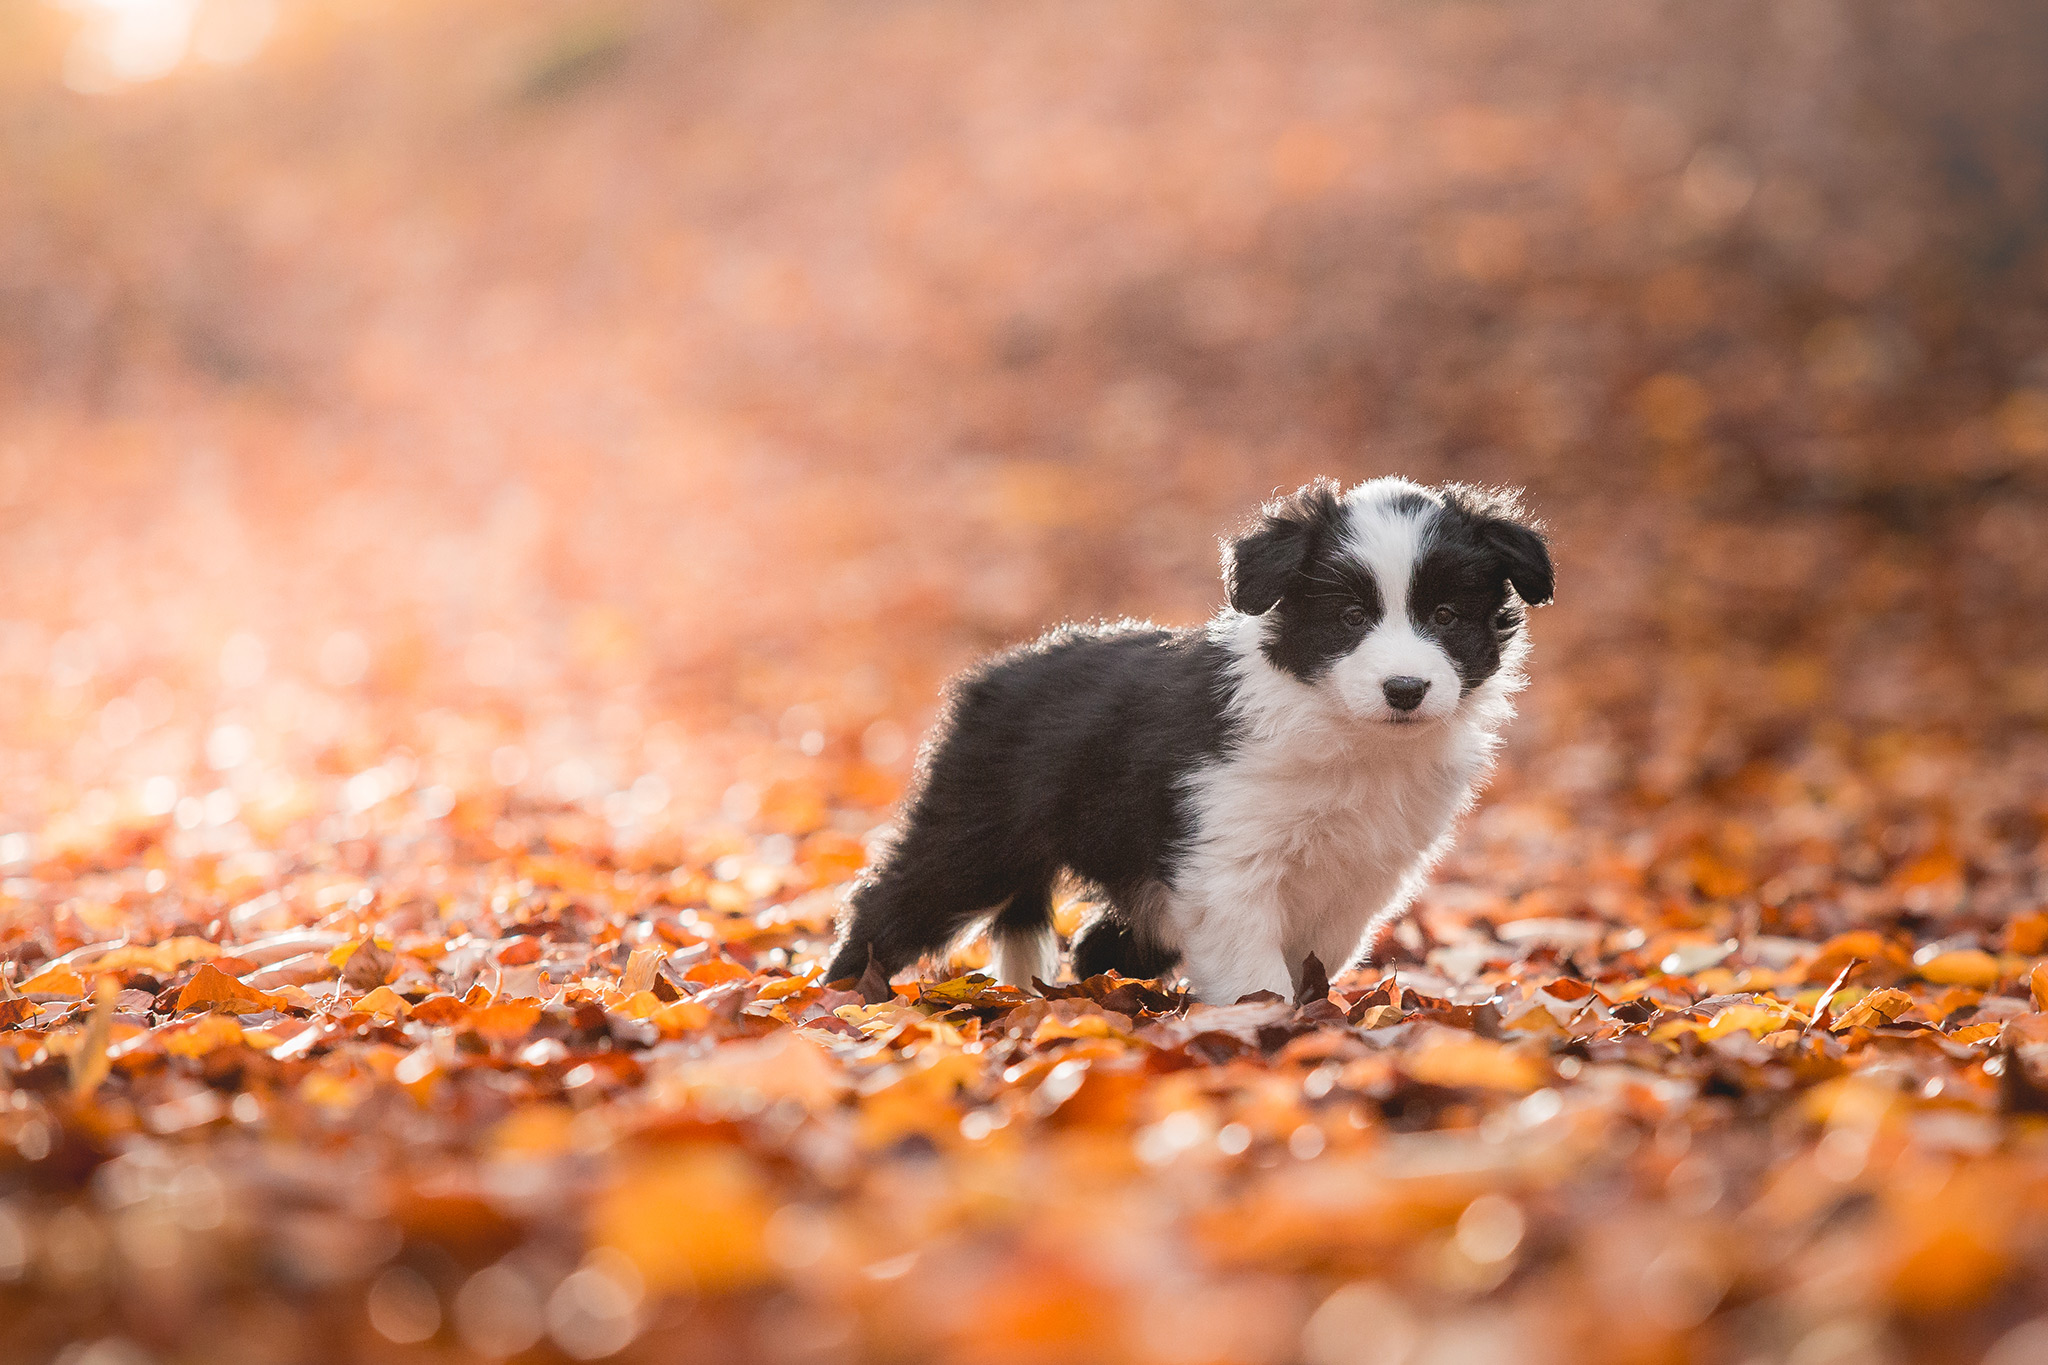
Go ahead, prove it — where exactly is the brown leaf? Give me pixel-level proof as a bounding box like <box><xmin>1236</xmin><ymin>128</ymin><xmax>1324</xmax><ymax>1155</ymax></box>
<box><xmin>1295</xmin><ymin>952</ymin><xmax>1330</xmax><ymax>1008</ymax></box>
<box><xmin>340</xmin><ymin>939</ymin><xmax>397</xmax><ymax>991</ymax></box>
<box><xmin>1808</xmin><ymin>957</ymin><xmax>1862</xmax><ymax>1033</ymax></box>
<box><xmin>855</xmin><ymin>947</ymin><xmax>893</xmax><ymax>1006</ymax></box>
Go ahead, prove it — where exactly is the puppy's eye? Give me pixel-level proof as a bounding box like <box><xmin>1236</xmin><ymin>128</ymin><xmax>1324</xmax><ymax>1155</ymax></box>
<box><xmin>1431</xmin><ymin>605</ymin><xmax>1457</xmax><ymax>626</ymax></box>
<box><xmin>1340</xmin><ymin>604</ymin><xmax>1368</xmax><ymax>629</ymax></box>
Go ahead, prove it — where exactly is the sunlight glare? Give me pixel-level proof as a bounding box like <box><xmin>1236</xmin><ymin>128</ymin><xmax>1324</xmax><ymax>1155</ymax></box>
<box><xmin>56</xmin><ymin>0</ymin><xmax>276</xmax><ymax>93</ymax></box>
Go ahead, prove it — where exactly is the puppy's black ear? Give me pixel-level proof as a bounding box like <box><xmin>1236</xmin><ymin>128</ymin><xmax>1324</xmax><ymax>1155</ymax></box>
<box><xmin>1222</xmin><ymin>480</ymin><xmax>1340</xmax><ymax>615</ymax></box>
<box><xmin>1441</xmin><ymin>482</ymin><xmax>1554</xmax><ymax>607</ymax></box>
<box><xmin>1480</xmin><ymin>517</ymin><xmax>1553</xmax><ymax>606</ymax></box>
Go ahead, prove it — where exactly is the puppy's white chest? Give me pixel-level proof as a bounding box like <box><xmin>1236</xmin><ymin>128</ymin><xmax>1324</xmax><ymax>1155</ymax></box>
<box><xmin>1178</xmin><ymin>728</ymin><xmax>1484</xmax><ymax>950</ymax></box>
<box><xmin>1201</xmin><ymin>748</ymin><xmax>1460</xmax><ymax>871</ymax></box>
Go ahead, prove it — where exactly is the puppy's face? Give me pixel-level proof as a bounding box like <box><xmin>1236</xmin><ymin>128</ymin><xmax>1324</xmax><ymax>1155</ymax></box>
<box><xmin>1222</xmin><ymin>477</ymin><xmax>1553</xmax><ymax>726</ymax></box>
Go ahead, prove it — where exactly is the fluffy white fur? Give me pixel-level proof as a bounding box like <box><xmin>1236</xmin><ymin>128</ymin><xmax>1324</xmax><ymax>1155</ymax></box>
<box><xmin>1157</xmin><ymin>478</ymin><xmax>1527</xmax><ymax>1003</ymax></box>
<box><xmin>990</xmin><ymin>919</ymin><xmax>1060</xmax><ymax>990</ymax></box>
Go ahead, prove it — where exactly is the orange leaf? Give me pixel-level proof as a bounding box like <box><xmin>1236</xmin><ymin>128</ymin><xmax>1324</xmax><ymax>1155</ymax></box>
<box><xmin>176</xmin><ymin>964</ymin><xmax>287</xmax><ymax>1015</ymax></box>
<box><xmin>1918</xmin><ymin>949</ymin><xmax>2002</xmax><ymax>988</ymax></box>
<box><xmin>411</xmin><ymin>995</ymin><xmax>472</xmax><ymax>1026</ymax></box>
<box><xmin>19</xmin><ymin>965</ymin><xmax>85</xmax><ymax>997</ymax></box>
<box><xmin>159</xmin><ymin>1013</ymin><xmax>247</xmax><ymax>1058</ymax></box>
<box><xmin>650</xmin><ymin>998</ymin><xmax>712</xmax><ymax>1035</ymax></box>
<box><xmin>685</xmin><ymin>959</ymin><xmax>752</xmax><ymax>986</ymax></box>
<box><xmin>470</xmin><ymin>999</ymin><xmax>543</xmax><ymax>1043</ymax></box>
<box><xmin>595</xmin><ymin>1146</ymin><xmax>776</xmax><ymax>1293</ymax></box>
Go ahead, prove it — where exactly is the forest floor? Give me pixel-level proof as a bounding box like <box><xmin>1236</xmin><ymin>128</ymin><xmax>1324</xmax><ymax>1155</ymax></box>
<box><xmin>3</xmin><ymin>1</ymin><xmax>2048</xmax><ymax>1362</ymax></box>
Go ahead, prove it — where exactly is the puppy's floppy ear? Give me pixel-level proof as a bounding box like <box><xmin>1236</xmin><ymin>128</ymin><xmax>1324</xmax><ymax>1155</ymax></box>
<box><xmin>1479</xmin><ymin>515</ymin><xmax>1553</xmax><ymax>606</ymax></box>
<box><xmin>1222</xmin><ymin>480</ymin><xmax>1340</xmax><ymax>615</ymax></box>
<box><xmin>1441</xmin><ymin>482</ymin><xmax>1554</xmax><ymax>606</ymax></box>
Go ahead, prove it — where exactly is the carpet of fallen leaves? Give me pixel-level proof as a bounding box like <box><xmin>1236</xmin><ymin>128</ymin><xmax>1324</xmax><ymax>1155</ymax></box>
<box><xmin>4</xmin><ymin>0</ymin><xmax>2048</xmax><ymax>1363</ymax></box>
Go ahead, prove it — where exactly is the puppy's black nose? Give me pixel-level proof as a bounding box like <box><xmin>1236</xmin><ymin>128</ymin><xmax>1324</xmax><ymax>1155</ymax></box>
<box><xmin>1382</xmin><ymin>676</ymin><xmax>1429</xmax><ymax>712</ymax></box>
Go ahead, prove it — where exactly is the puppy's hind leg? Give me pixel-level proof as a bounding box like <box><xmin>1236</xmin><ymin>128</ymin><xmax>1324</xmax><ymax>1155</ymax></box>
<box><xmin>988</xmin><ymin>873</ymin><xmax>1059</xmax><ymax>990</ymax></box>
<box><xmin>1071</xmin><ymin>887</ymin><xmax>1182</xmax><ymax>983</ymax></box>
<box><xmin>822</xmin><ymin>815</ymin><xmax>1025</xmax><ymax>986</ymax></box>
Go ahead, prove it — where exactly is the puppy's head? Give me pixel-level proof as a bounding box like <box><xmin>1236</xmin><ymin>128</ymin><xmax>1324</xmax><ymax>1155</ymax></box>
<box><xmin>1221</xmin><ymin>477</ymin><xmax>1553</xmax><ymax>726</ymax></box>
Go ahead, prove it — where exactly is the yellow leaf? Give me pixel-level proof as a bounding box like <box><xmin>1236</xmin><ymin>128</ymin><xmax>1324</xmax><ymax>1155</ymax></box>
<box><xmin>349</xmin><ymin>985</ymin><xmax>411</xmax><ymax>1019</ymax></box>
<box><xmin>1699</xmin><ymin>1002</ymin><xmax>1802</xmax><ymax>1040</ymax></box>
<box><xmin>2032</xmin><ymin>962</ymin><xmax>2048</xmax><ymax>1012</ymax></box>
<box><xmin>1499</xmin><ymin>1004</ymin><xmax>1563</xmax><ymax>1036</ymax></box>
<box><xmin>1833</xmin><ymin>987</ymin><xmax>1914</xmax><ymax>1030</ymax></box>
<box><xmin>1918</xmin><ymin>950</ymin><xmax>2002</xmax><ymax>988</ymax></box>
<box><xmin>327</xmin><ymin>936</ymin><xmax>396</xmax><ymax>967</ymax></box>
<box><xmin>615</xmin><ymin>990</ymin><xmax>664</xmax><ymax>1019</ymax></box>
<box><xmin>1030</xmin><ymin>1012</ymin><xmax>1125</xmax><ymax>1045</ymax></box>
<box><xmin>1949</xmin><ymin>1020</ymin><xmax>2003</xmax><ymax>1045</ymax></box>
<box><xmin>756</xmin><ymin>969</ymin><xmax>818</xmax><ymax>1001</ymax></box>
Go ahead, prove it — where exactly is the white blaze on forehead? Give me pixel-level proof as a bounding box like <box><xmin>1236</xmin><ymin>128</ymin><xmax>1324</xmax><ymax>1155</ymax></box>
<box><xmin>1321</xmin><ymin>478</ymin><xmax>1462</xmax><ymax>722</ymax></box>
<box><xmin>1341</xmin><ymin>478</ymin><xmax>1440</xmax><ymax>614</ymax></box>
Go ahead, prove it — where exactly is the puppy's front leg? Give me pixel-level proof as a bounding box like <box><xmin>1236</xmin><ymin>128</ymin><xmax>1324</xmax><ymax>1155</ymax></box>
<box><xmin>1176</xmin><ymin>892</ymin><xmax>1295</xmax><ymax>1005</ymax></box>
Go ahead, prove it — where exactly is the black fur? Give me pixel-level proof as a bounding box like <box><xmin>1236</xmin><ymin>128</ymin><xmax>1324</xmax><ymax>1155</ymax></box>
<box><xmin>1072</xmin><ymin>905</ymin><xmax>1181</xmax><ymax>980</ymax></box>
<box><xmin>1225</xmin><ymin>479</ymin><xmax>1388</xmax><ymax>683</ymax></box>
<box><xmin>1409</xmin><ymin>486</ymin><xmax>1554</xmax><ymax>693</ymax></box>
<box><xmin>823</xmin><ymin>623</ymin><xmax>1235</xmax><ymax>984</ymax></box>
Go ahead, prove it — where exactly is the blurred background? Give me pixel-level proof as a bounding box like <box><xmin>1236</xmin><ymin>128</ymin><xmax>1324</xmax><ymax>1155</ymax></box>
<box><xmin>1</xmin><ymin>0</ymin><xmax>2044</xmax><ymax>804</ymax></box>
<box><xmin>3</xmin><ymin>0</ymin><xmax>2048</xmax><ymax>1361</ymax></box>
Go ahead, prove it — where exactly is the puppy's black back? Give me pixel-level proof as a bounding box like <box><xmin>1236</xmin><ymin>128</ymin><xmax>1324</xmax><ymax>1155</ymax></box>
<box><xmin>824</xmin><ymin>622</ymin><xmax>1237</xmax><ymax>983</ymax></box>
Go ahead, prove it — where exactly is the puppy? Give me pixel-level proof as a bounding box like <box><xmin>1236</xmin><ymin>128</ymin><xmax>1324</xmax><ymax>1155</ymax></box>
<box><xmin>824</xmin><ymin>476</ymin><xmax>1552</xmax><ymax>1004</ymax></box>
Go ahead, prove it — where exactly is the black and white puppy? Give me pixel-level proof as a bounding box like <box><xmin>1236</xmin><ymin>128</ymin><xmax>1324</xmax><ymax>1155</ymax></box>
<box><xmin>823</xmin><ymin>476</ymin><xmax>1553</xmax><ymax>1004</ymax></box>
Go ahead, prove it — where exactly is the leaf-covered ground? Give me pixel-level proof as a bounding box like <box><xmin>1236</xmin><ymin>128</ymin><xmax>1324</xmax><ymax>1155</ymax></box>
<box><xmin>3</xmin><ymin>1</ymin><xmax>2048</xmax><ymax>1362</ymax></box>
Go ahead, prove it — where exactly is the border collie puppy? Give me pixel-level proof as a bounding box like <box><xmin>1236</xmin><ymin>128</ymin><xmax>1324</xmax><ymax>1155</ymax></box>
<box><xmin>823</xmin><ymin>476</ymin><xmax>1553</xmax><ymax>1004</ymax></box>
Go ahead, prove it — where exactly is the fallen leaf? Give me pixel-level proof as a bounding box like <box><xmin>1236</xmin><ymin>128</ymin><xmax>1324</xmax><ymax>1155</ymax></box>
<box><xmin>176</xmin><ymin>964</ymin><xmax>287</xmax><ymax>1015</ymax></box>
<box><xmin>349</xmin><ymin>985</ymin><xmax>411</xmax><ymax>1019</ymax></box>
<box><xmin>20</xmin><ymin>965</ymin><xmax>85</xmax><ymax>997</ymax></box>
<box><xmin>69</xmin><ymin>974</ymin><xmax>116</xmax><ymax>1099</ymax></box>
<box><xmin>1808</xmin><ymin>958</ymin><xmax>1862</xmax><ymax>1032</ymax></box>
<box><xmin>1918</xmin><ymin>950</ymin><xmax>2003</xmax><ymax>988</ymax></box>
<box><xmin>1833</xmin><ymin>987</ymin><xmax>1914</xmax><ymax>1031</ymax></box>
<box><xmin>340</xmin><ymin>938</ymin><xmax>397</xmax><ymax>990</ymax></box>
<box><xmin>621</xmin><ymin>946</ymin><xmax>665</xmax><ymax>994</ymax></box>
<box><xmin>470</xmin><ymin>999</ymin><xmax>544</xmax><ymax>1044</ymax></box>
